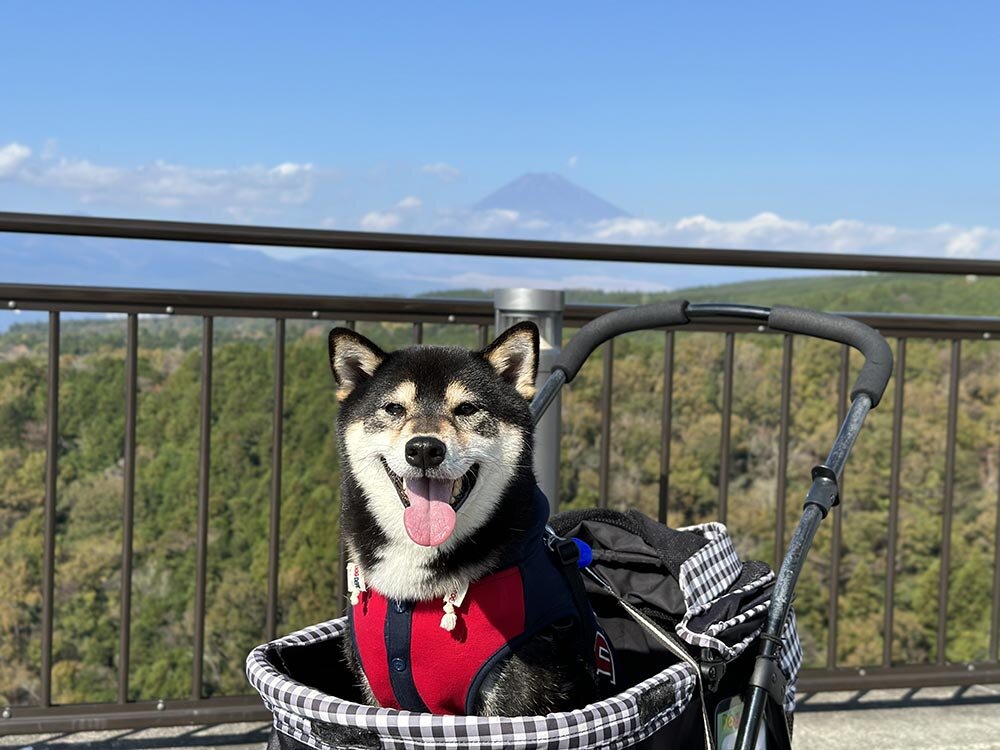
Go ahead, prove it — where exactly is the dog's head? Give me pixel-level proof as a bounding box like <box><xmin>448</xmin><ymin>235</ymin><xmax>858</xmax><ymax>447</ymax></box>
<box><xmin>329</xmin><ymin>322</ymin><xmax>539</xmax><ymax>553</ymax></box>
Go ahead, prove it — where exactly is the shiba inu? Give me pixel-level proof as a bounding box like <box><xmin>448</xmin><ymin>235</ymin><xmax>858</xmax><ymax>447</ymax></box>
<box><xmin>329</xmin><ymin>322</ymin><xmax>600</xmax><ymax>716</ymax></box>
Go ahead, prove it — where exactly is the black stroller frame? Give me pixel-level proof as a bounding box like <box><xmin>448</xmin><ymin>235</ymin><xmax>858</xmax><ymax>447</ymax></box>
<box><xmin>247</xmin><ymin>299</ymin><xmax>892</xmax><ymax>750</ymax></box>
<box><xmin>532</xmin><ymin>300</ymin><xmax>892</xmax><ymax>749</ymax></box>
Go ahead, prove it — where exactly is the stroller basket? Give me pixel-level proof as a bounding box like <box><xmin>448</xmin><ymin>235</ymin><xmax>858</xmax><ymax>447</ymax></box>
<box><xmin>246</xmin><ymin>520</ymin><xmax>801</xmax><ymax>750</ymax></box>
<box><xmin>247</xmin><ymin>619</ymin><xmax>696</xmax><ymax>750</ymax></box>
<box><xmin>247</xmin><ymin>300</ymin><xmax>892</xmax><ymax>750</ymax></box>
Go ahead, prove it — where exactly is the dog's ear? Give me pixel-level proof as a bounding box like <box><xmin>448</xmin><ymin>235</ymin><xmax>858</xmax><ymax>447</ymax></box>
<box><xmin>482</xmin><ymin>321</ymin><xmax>539</xmax><ymax>400</ymax></box>
<box><xmin>329</xmin><ymin>328</ymin><xmax>386</xmax><ymax>401</ymax></box>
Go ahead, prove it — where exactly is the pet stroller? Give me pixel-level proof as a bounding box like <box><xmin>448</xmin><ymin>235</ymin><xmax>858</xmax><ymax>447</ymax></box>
<box><xmin>246</xmin><ymin>301</ymin><xmax>892</xmax><ymax>750</ymax></box>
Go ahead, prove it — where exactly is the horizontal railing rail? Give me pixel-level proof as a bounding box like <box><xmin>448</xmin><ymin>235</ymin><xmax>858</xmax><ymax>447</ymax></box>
<box><xmin>6</xmin><ymin>209</ymin><xmax>1000</xmax><ymax>276</ymax></box>
<box><xmin>5</xmin><ymin>283</ymin><xmax>1000</xmax><ymax>339</ymax></box>
<box><xmin>2</xmin><ymin>213</ymin><xmax>999</xmax><ymax>733</ymax></box>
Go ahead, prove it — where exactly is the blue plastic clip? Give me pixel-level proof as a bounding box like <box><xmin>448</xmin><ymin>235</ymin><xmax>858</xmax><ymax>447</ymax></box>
<box><xmin>572</xmin><ymin>538</ymin><xmax>593</xmax><ymax>568</ymax></box>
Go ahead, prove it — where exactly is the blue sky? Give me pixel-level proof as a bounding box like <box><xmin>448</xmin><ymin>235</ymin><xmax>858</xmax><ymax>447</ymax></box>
<box><xmin>2</xmin><ymin>1</ymin><xmax>999</xmax><ymax>272</ymax></box>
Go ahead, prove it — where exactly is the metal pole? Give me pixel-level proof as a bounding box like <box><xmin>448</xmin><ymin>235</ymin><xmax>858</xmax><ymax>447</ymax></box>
<box><xmin>494</xmin><ymin>289</ymin><xmax>564</xmax><ymax>513</ymax></box>
<box><xmin>192</xmin><ymin>317</ymin><xmax>213</xmax><ymax>699</ymax></box>
<box><xmin>266</xmin><ymin>319</ymin><xmax>285</xmax><ymax>642</ymax></box>
<box><xmin>41</xmin><ymin>311</ymin><xmax>59</xmax><ymax>707</ymax></box>
<box><xmin>119</xmin><ymin>313</ymin><xmax>138</xmax><ymax>703</ymax></box>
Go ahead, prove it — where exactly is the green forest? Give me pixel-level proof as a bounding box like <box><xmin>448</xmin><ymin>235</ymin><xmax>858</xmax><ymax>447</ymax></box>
<box><xmin>1</xmin><ymin>272</ymin><xmax>999</xmax><ymax>707</ymax></box>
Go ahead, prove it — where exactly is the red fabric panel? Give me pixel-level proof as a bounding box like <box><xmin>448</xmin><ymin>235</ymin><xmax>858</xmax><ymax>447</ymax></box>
<box><xmin>410</xmin><ymin>567</ymin><xmax>526</xmax><ymax>714</ymax></box>
<box><xmin>351</xmin><ymin>591</ymin><xmax>399</xmax><ymax>709</ymax></box>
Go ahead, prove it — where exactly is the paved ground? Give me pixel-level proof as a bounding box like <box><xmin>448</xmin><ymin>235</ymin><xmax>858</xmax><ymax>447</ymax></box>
<box><xmin>0</xmin><ymin>723</ymin><xmax>269</xmax><ymax>750</ymax></box>
<box><xmin>793</xmin><ymin>684</ymin><xmax>1000</xmax><ymax>750</ymax></box>
<box><xmin>2</xmin><ymin>686</ymin><xmax>998</xmax><ymax>749</ymax></box>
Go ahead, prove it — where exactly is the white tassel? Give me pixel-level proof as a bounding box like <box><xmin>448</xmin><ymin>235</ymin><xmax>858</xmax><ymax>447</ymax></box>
<box><xmin>440</xmin><ymin>583</ymin><xmax>468</xmax><ymax>631</ymax></box>
<box><xmin>440</xmin><ymin>603</ymin><xmax>458</xmax><ymax>631</ymax></box>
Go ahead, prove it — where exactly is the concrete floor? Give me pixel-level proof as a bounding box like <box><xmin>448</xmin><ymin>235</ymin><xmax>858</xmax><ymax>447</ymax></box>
<box><xmin>0</xmin><ymin>724</ymin><xmax>269</xmax><ymax>750</ymax></box>
<box><xmin>2</xmin><ymin>687</ymin><xmax>999</xmax><ymax>749</ymax></box>
<box><xmin>793</xmin><ymin>684</ymin><xmax>1000</xmax><ymax>750</ymax></box>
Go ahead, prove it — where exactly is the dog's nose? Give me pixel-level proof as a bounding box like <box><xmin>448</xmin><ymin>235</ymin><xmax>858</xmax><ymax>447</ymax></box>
<box><xmin>405</xmin><ymin>436</ymin><xmax>446</xmax><ymax>470</ymax></box>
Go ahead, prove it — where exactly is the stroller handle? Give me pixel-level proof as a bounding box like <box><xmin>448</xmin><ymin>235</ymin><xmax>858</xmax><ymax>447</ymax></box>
<box><xmin>548</xmin><ymin>300</ymin><xmax>893</xmax><ymax>408</ymax></box>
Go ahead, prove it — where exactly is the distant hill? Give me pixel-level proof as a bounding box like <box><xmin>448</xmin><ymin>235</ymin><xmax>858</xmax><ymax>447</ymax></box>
<box><xmin>424</xmin><ymin>272</ymin><xmax>1000</xmax><ymax>317</ymax></box>
<box><xmin>474</xmin><ymin>173</ymin><xmax>629</xmax><ymax>224</ymax></box>
<box><xmin>0</xmin><ymin>233</ymin><xmax>393</xmax><ymax>295</ymax></box>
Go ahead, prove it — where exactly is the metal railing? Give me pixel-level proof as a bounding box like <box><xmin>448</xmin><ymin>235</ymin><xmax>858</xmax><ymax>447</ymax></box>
<box><xmin>2</xmin><ymin>211</ymin><xmax>1000</xmax><ymax>732</ymax></box>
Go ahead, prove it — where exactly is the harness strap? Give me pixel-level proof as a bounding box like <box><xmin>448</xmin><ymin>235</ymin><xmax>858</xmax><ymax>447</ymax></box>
<box><xmin>545</xmin><ymin>531</ymin><xmax>596</xmax><ymax>636</ymax></box>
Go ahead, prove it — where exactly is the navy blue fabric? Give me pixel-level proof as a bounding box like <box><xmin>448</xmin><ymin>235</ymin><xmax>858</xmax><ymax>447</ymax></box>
<box><xmin>384</xmin><ymin>601</ymin><xmax>428</xmax><ymax>712</ymax></box>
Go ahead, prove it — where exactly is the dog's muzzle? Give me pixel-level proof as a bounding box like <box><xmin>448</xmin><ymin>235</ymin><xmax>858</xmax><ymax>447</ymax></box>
<box><xmin>380</xmin><ymin>458</ymin><xmax>480</xmax><ymax>547</ymax></box>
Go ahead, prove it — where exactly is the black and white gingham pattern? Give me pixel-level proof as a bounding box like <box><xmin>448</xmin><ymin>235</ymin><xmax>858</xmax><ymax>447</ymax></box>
<box><xmin>675</xmin><ymin>522</ymin><xmax>744</xmax><ymax>607</ymax></box>
<box><xmin>778</xmin><ymin>609</ymin><xmax>803</xmax><ymax>712</ymax></box>
<box><xmin>672</xmin><ymin>522</ymin><xmax>802</xmax><ymax>712</ymax></box>
<box><xmin>673</xmin><ymin>569</ymin><xmax>775</xmax><ymax>660</ymax></box>
<box><xmin>246</xmin><ymin>617</ymin><xmax>697</xmax><ymax>749</ymax></box>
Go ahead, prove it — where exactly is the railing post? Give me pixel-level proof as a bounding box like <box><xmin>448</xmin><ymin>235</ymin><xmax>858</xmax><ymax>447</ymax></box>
<box><xmin>494</xmin><ymin>289</ymin><xmax>564</xmax><ymax>513</ymax></box>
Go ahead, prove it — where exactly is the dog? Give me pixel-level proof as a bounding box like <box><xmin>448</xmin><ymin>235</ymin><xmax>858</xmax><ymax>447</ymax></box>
<box><xmin>328</xmin><ymin>322</ymin><xmax>601</xmax><ymax>717</ymax></box>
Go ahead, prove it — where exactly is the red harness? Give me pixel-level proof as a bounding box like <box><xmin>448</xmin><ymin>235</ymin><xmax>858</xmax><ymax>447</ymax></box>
<box><xmin>352</xmin><ymin>565</ymin><xmax>532</xmax><ymax>715</ymax></box>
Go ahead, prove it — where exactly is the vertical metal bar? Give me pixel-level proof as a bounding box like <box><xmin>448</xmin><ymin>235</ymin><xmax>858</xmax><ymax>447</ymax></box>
<box><xmin>775</xmin><ymin>335</ymin><xmax>793</xmax><ymax>568</ymax></box>
<box><xmin>192</xmin><ymin>316</ymin><xmax>213</xmax><ymax>700</ymax></box>
<box><xmin>118</xmin><ymin>313</ymin><xmax>138</xmax><ymax>703</ymax></box>
<box><xmin>884</xmin><ymin>338</ymin><xmax>906</xmax><ymax>667</ymax></box>
<box><xmin>598</xmin><ymin>341</ymin><xmax>614</xmax><ymax>509</ymax></box>
<box><xmin>938</xmin><ymin>339</ymin><xmax>961</xmax><ymax>664</ymax></box>
<box><xmin>40</xmin><ymin>311</ymin><xmax>59</xmax><ymax>707</ymax></box>
<box><xmin>412</xmin><ymin>322</ymin><xmax>423</xmax><ymax>345</ymax></box>
<box><xmin>658</xmin><ymin>331</ymin><xmax>675</xmax><ymax>525</ymax></box>
<box><xmin>991</xmin><ymin>431</ymin><xmax>1000</xmax><ymax>663</ymax></box>
<box><xmin>266</xmin><ymin>319</ymin><xmax>284</xmax><ymax>642</ymax></box>
<box><xmin>338</xmin><ymin>321</ymin><xmax>355</xmax><ymax>610</ymax></box>
<box><xmin>828</xmin><ymin>345</ymin><xmax>849</xmax><ymax>669</ymax></box>
<box><xmin>477</xmin><ymin>324</ymin><xmax>489</xmax><ymax>349</ymax></box>
<box><xmin>718</xmin><ymin>332</ymin><xmax>735</xmax><ymax>524</ymax></box>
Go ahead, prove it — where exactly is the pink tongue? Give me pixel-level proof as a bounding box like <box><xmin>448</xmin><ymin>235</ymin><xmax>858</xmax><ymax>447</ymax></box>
<box><xmin>403</xmin><ymin>477</ymin><xmax>457</xmax><ymax>547</ymax></box>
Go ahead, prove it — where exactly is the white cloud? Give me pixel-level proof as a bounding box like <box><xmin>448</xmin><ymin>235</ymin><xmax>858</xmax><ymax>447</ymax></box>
<box><xmin>0</xmin><ymin>142</ymin><xmax>31</xmax><ymax>177</ymax></box>
<box><xmin>360</xmin><ymin>210</ymin><xmax>401</xmax><ymax>231</ymax></box>
<box><xmin>434</xmin><ymin>207</ymin><xmax>550</xmax><ymax>235</ymax></box>
<box><xmin>420</xmin><ymin>162</ymin><xmax>461</xmax><ymax>181</ymax></box>
<box><xmin>1</xmin><ymin>141</ymin><xmax>318</xmax><ymax>215</ymax></box>
<box><xmin>396</xmin><ymin>195</ymin><xmax>422</xmax><ymax>209</ymax></box>
<box><xmin>589</xmin><ymin>211</ymin><xmax>1000</xmax><ymax>260</ymax></box>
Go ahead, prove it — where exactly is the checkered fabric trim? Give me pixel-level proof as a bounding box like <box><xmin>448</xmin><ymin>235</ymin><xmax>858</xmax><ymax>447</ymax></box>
<box><xmin>675</xmin><ymin>522</ymin><xmax>744</xmax><ymax>608</ymax></box>
<box><xmin>673</xmin><ymin>522</ymin><xmax>802</xmax><ymax>713</ymax></box>
<box><xmin>246</xmin><ymin>617</ymin><xmax>698</xmax><ymax>750</ymax></box>
<box><xmin>673</xmin><ymin>569</ymin><xmax>774</xmax><ymax>659</ymax></box>
<box><xmin>779</xmin><ymin>609</ymin><xmax>803</xmax><ymax>712</ymax></box>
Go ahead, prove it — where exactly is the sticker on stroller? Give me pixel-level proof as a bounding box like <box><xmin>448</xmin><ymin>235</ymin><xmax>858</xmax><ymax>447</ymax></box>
<box><xmin>594</xmin><ymin>630</ymin><xmax>615</xmax><ymax>684</ymax></box>
<box><xmin>715</xmin><ymin>696</ymin><xmax>765</xmax><ymax>750</ymax></box>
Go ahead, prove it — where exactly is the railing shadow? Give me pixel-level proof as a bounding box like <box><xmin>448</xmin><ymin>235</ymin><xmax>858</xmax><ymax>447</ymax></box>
<box><xmin>795</xmin><ymin>684</ymin><xmax>1000</xmax><ymax>713</ymax></box>
<box><xmin>6</xmin><ymin>724</ymin><xmax>269</xmax><ymax>750</ymax></box>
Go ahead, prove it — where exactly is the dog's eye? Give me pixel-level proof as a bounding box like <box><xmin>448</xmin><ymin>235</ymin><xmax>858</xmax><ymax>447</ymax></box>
<box><xmin>454</xmin><ymin>402</ymin><xmax>480</xmax><ymax>417</ymax></box>
<box><xmin>383</xmin><ymin>402</ymin><xmax>406</xmax><ymax>417</ymax></box>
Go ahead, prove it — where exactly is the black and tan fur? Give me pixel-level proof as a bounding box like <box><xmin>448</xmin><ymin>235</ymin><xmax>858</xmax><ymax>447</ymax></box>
<box><xmin>328</xmin><ymin>322</ymin><xmax>597</xmax><ymax>716</ymax></box>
